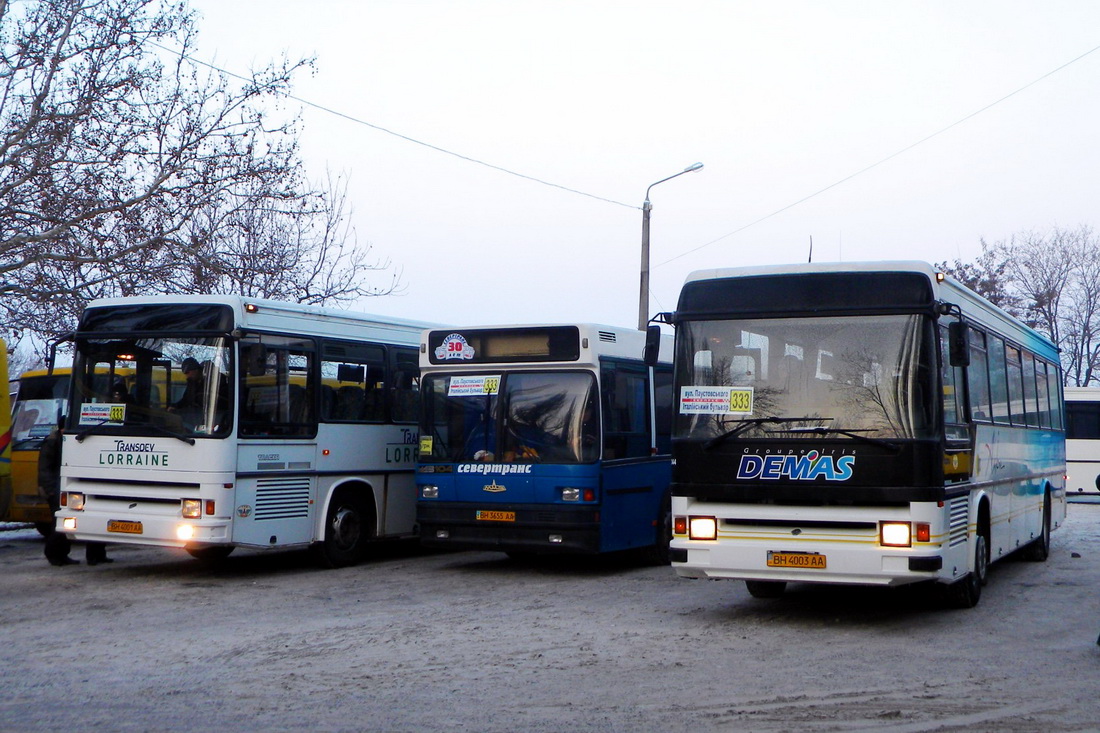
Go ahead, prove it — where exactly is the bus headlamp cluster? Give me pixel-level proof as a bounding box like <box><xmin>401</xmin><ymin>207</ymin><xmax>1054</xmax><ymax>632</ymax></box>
<box><xmin>880</xmin><ymin>521</ymin><xmax>911</xmax><ymax>547</ymax></box>
<box><xmin>64</xmin><ymin>492</ymin><xmax>85</xmax><ymax>511</ymax></box>
<box><xmin>181</xmin><ymin>499</ymin><xmax>202</xmax><ymax>519</ymax></box>
<box><xmin>688</xmin><ymin>516</ymin><xmax>718</xmax><ymax>541</ymax></box>
<box><xmin>421</xmin><ymin>485</ymin><xmax>439</xmax><ymax>499</ymax></box>
<box><xmin>560</xmin><ymin>488</ymin><xmax>595</xmax><ymax>502</ymax></box>
<box><xmin>880</xmin><ymin>521</ymin><xmax>932</xmax><ymax>547</ymax></box>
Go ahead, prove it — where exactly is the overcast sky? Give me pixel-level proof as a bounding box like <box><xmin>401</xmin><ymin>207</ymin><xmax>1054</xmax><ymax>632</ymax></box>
<box><xmin>187</xmin><ymin>1</ymin><xmax>1100</xmax><ymax>330</ymax></box>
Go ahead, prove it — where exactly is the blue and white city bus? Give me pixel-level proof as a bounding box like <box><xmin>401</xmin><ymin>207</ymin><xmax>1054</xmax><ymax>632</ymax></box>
<box><xmin>416</xmin><ymin>324</ymin><xmax>674</xmax><ymax>559</ymax></box>
<box><xmin>657</xmin><ymin>262</ymin><xmax>1066</xmax><ymax>607</ymax></box>
<box><xmin>54</xmin><ymin>295</ymin><xmax>436</xmax><ymax>567</ymax></box>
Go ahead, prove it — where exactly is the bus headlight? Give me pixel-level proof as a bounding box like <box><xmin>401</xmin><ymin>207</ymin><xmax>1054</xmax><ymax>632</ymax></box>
<box><xmin>62</xmin><ymin>517</ymin><xmax>77</xmax><ymax>531</ymax></box>
<box><xmin>561</xmin><ymin>488</ymin><xmax>580</xmax><ymax>502</ymax></box>
<box><xmin>880</xmin><ymin>521</ymin><xmax>912</xmax><ymax>547</ymax></box>
<box><xmin>689</xmin><ymin>516</ymin><xmax>718</xmax><ymax>541</ymax></box>
<box><xmin>421</xmin><ymin>485</ymin><xmax>439</xmax><ymax>499</ymax></box>
<box><xmin>177</xmin><ymin>524</ymin><xmax>195</xmax><ymax>541</ymax></box>
<box><xmin>182</xmin><ymin>499</ymin><xmax>202</xmax><ymax>519</ymax></box>
<box><xmin>66</xmin><ymin>492</ymin><xmax>85</xmax><ymax>511</ymax></box>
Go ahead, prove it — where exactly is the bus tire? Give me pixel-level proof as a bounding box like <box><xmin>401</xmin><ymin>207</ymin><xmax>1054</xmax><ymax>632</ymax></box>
<box><xmin>745</xmin><ymin>580</ymin><xmax>786</xmax><ymax>599</ymax></box>
<box><xmin>948</xmin><ymin>532</ymin><xmax>987</xmax><ymax>609</ymax></box>
<box><xmin>35</xmin><ymin>522</ymin><xmax>54</xmax><ymax>537</ymax></box>
<box><xmin>186</xmin><ymin>546</ymin><xmax>235</xmax><ymax>562</ymax></box>
<box><xmin>1021</xmin><ymin>490</ymin><xmax>1051</xmax><ymax>562</ymax></box>
<box><xmin>315</xmin><ymin>488</ymin><xmax>373</xmax><ymax>569</ymax></box>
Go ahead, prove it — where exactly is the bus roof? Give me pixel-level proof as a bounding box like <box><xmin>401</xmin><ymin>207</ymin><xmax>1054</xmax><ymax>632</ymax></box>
<box><xmin>421</xmin><ymin>323</ymin><xmax>673</xmax><ymax>366</ymax></box>
<box><xmin>684</xmin><ymin>260</ymin><xmax>942</xmax><ymax>285</ymax></box>
<box><xmin>82</xmin><ymin>294</ymin><xmax>441</xmax><ymax>343</ymax></box>
<box><xmin>681</xmin><ymin>260</ymin><xmax>1058</xmax><ymax>359</ymax></box>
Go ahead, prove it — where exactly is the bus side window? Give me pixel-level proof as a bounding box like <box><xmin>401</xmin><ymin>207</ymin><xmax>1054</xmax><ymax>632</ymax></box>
<box><xmin>320</xmin><ymin>341</ymin><xmax>386</xmax><ymax>424</ymax></box>
<box><xmin>1020</xmin><ymin>351</ymin><xmax>1039</xmax><ymax>427</ymax></box>
<box><xmin>967</xmin><ymin>329</ymin><xmax>992</xmax><ymax>421</ymax></box>
<box><xmin>939</xmin><ymin>324</ymin><xmax>967</xmax><ymax>440</ymax></box>
<box><xmin>238</xmin><ymin>337</ymin><xmax>316</xmax><ymax>436</ymax></box>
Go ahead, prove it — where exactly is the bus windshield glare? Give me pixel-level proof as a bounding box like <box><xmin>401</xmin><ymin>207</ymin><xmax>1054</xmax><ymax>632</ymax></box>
<box><xmin>70</xmin><ymin>335</ymin><xmax>233</xmax><ymax>438</ymax></box>
<box><xmin>674</xmin><ymin>314</ymin><xmax>935</xmax><ymax>441</ymax></box>
<box><xmin>421</xmin><ymin>371</ymin><xmax>599</xmax><ymax>464</ymax></box>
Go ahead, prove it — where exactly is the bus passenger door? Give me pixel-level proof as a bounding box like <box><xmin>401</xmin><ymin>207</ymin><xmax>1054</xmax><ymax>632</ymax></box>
<box><xmin>233</xmin><ymin>336</ymin><xmax>319</xmax><ymax>548</ymax></box>
<box><xmin>599</xmin><ymin>361</ymin><xmax>671</xmax><ymax>552</ymax></box>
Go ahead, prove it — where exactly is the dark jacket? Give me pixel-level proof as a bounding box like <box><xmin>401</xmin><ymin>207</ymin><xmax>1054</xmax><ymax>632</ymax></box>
<box><xmin>38</xmin><ymin>427</ymin><xmax>62</xmax><ymax>511</ymax></box>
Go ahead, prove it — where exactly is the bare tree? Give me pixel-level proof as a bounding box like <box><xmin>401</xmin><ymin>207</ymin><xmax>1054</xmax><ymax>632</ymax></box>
<box><xmin>952</xmin><ymin>226</ymin><xmax>1100</xmax><ymax>386</ymax></box>
<box><xmin>179</xmin><ymin>171</ymin><xmax>401</xmax><ymax>304</ymax></box>
<box><xmin>0</xmin><ymin>0</ymin><xmax>397</xmax><ymax>361</ymax></box>
<box><xmin>935</xmin><ymin>242</ymin><xmax>1017</xmax><ymax>313</ymax></box>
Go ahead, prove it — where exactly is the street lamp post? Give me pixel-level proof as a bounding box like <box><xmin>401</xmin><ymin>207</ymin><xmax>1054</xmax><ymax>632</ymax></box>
<box><xmin>638</xmin><ymin>162</ymin><xmax>704</xmax><ymax>330</ymax></box>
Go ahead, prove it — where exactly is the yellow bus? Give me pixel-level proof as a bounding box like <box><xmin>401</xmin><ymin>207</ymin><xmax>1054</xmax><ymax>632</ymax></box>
<box><xmin>0</xmin><ymin>345</ymin><xmax>13</xmax><ymax>527</ymax></box>
<box><xmin>6</xmin><ymin>367</ymin><xmax>69</xmax><ymax>533</ymax></box>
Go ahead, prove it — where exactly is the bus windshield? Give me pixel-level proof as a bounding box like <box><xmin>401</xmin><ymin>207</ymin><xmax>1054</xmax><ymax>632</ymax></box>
<box><xmin>421</xmin><ymin>371</ymin><xmax>599</xmax><ymax>464</ymax></box>
<box><xmin>11</xmin><ymin>374</ymin><xmax>69</xmax><ymax>450</ymax></box>
<box><xmin>674</xmin><ymin>314</ymin><xmax>936</xmax><ymax>441</ymax></box>
<box><xmin>69</xmin><ymin>335</ymin><xmax>233</xmax><ymax>438</ymax></box>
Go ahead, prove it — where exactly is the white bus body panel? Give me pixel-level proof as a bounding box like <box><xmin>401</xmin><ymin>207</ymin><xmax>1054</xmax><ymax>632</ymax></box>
<box><xmin>1065</xmin><ymin>386</ymin><xmax>1100</xmax><ymax>503</ymax></box>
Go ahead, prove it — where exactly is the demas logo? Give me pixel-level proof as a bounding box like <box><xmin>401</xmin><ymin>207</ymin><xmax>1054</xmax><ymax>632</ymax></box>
<box><xmin>737</xmin><ymin>450</ymin><xmax>855</xmax><ymax>481</ymax></box>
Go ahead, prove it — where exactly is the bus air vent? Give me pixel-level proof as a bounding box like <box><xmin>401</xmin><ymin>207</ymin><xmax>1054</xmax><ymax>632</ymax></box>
<box><xmin>254</xmin><ymin>477</ymin><xmax>311</xmax><ymax>520</ymax></box>
<box><xmin>598</xmin><ymin>331</ymin><xmax>617</xmax><ymax>343</ymax></box>
<box><xmin>947</xmin><ymin>496</ymin><xmax>969</xmax><ymax>547</ymax></box>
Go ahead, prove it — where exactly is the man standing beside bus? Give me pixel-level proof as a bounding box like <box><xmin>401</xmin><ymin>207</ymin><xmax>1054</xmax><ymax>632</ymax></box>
<box><xmin>40</xmin><ymin>419</ymin><xmax>111</xmax><ymax>566</ymax></box>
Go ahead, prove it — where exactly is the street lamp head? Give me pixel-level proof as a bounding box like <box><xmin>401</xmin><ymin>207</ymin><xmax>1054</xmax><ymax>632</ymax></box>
<box><xmin>639</xmin><ymin>161</ymin><xmax>705</xmax><ymax>330</ymax></box>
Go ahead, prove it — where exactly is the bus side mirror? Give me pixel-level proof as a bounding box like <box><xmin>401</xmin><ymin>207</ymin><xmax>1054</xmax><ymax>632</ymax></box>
<box><xmin>948</xmin><ymin>322</ymin><xmax>970</xmax><ymax>367</ymax></box>
<box><xmin>643</xmin><ymin>325</ymin><xmax>662</xmax><ymax>367</ymax></box>
<box><xmin>246</xmin><ymin>344</ymin><xmax>268</xmax><ymax>377</ymax></box>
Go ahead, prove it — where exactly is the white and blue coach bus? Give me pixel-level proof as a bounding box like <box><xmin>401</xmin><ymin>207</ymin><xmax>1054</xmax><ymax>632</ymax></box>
<box><xmin>656</xmin><ymin>262</ymin><xmax>1066</xmax><ymax>607</ymax></box>
<box><xmin>54</xmin><ymin>295</ymin><xmax>436</xmax><ymax>567</ymax></box>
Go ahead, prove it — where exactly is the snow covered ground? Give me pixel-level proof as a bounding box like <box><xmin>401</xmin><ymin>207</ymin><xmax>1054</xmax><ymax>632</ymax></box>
<box><xmin>1</xmin><ymin>506</ymin><xmax>1098</xmax><ymax>731</ymax></box>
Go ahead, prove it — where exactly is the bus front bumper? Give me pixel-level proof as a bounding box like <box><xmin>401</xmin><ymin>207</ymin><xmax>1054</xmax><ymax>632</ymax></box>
<box><xmin>55</xmin><ymin>510</ymin><xmax>232</xmax><ymax>549</ymax></box>
<box><xmin>418</xmin><ymin>502</ymin><xmax>601</xmax><ymax>554</ymax></box>
<box><xmin>670</xmin><ymin>539</ymin><xmax>950</xmax><ymax>587</ymax></box>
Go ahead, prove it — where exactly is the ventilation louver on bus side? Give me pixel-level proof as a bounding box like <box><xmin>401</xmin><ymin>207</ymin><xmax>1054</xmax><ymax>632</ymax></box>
<box><xmin>948</xmin><ymin>496</ymin><xmax>969</xmax><ymax>547</ymax></box>
<box><xmin>254</xmin><ymin>477</ymin><xmax>311</xmax><ymax>520</ymax></box>
<box><xmin>598</xmin><ymin>331</ymin><xmax>617</xmax><ymax>343</ymax></box>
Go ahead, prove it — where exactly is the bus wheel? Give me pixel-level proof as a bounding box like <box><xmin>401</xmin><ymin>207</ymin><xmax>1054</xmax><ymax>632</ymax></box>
<box><xmin>35</xmin><ymin>522</ymin><xmax>54</xmax><ymax>537</ymax></box>
<box><xmin>315</xmin><ymin>490</ymin><xmax>372</xmax><ymax>568</ymax></box>
<box><xmin>186</xmin><ymin>546</ymin><xmax>235</xmax><ymax>562</ymax></box>
<box><xmin>1021</xmin><ymin>491</ymin><xmax>1051</xmax><ymax>562</ymax></box>
<box><xmin>948</xmin><ymin>533</ymin><xmax>987</xmax><ymax>609</ymax></box>
<box><xmin>745</xmin><ymin>580</ymin><xmax>786</xmax><ymax>599</ymax></box>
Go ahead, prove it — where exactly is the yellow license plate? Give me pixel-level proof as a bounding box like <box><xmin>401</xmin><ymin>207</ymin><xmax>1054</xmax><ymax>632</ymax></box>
<box><xmin>475</xmin><ymin>510</ymin><xmax>515</xmax><ymax>522</ymax></box>
<box><xmin>107</xmin><ymin>520</ymin><xmax>143</xmax><ymax>534</ymax></box>
<box><xmin>767</xmin><ymin>551</ymin><xmax>826</xmax><ymax>569</ymax></box>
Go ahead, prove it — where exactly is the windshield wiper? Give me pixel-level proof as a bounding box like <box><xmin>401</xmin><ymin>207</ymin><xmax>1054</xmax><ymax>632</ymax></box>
<box><xmin>772</xmin><ymin>426</ymin><xmax>902</xmax><ymax>452</ymax></box>
<box><xmin>143</xmin><ymin>423</ymin><xmax>197</xmax><ymax>445</ymax></box>
<box><xmin>73</xmin><ymin>419</ymin><xmax>111</xmax><ymax>443</ymax></box>
<box><xmin>703</xmin><ymin>416</ymin><xmax>829</xmax><ymax>450</ymax></box>
<box><xmin>73</xmin><ymin>419</ymin><xmax>196</xmax><ymax>445</ymax></box>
